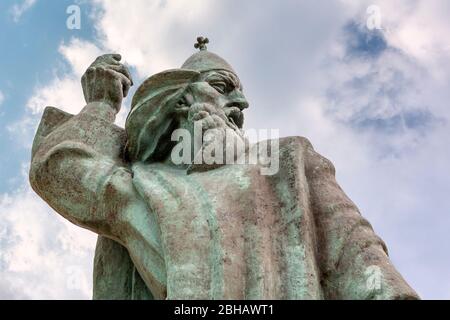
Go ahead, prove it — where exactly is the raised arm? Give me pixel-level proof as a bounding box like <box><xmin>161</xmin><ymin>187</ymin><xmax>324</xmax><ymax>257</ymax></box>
<box><xmin>304</xmin><ymin>140</ymin><xmax>419</xmax><ymax>300</ymax></box>
<box><xmin>30</xmin><ymin>54</ymin><xmax>134</xmax><ymax>237</ymax></box>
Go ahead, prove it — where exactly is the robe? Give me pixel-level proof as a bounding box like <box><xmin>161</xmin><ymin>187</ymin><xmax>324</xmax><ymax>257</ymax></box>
<box><xmin>29</xmin><ymin>102</ymin><xmax>419</xmax><ymax>300</ymax></box>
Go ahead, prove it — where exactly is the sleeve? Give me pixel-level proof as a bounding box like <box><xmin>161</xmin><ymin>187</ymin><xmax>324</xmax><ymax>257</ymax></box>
<box><xmin>29</xmin><ymin>102</ymin><xmax>134</xmax><ymax>238</ymax></box>
<box><xmin>303</xmin><ymin>140</ymin><xmax>419</xmax><ymax>300</ymax></box>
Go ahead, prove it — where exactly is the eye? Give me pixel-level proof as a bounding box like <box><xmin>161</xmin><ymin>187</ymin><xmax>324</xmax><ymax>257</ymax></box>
<box><xmin>209</xmin><ymin>81</ymin><xmax>228</xmax><ymax>94</ymax></box>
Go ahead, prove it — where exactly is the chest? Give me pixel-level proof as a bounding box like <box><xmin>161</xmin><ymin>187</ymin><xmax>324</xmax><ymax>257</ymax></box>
<box><xmin>132</xmin><ymin>162</ymin><xmax>315</xmax><ymax>299</ymax></box>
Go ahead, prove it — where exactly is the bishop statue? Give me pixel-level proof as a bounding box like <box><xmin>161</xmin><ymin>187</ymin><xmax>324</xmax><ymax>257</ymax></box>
<box><xmin>29</xmin><ymin>37</ymin><xmax>419</xmax><ymax>300</ymax></box>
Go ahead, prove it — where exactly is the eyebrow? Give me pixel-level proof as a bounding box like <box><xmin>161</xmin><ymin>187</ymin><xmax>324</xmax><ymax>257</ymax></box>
<box><xmin>203</xmin><ymin>70</ymin><xmax>243</xmax><ymax>91</ymax></box>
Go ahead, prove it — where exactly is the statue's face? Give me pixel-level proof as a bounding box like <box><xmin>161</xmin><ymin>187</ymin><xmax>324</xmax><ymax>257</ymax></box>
<box><xmin>126</xmin><ymin>68</ymin><xmax>249</xmax><ymax>164</ymax></box>
<box><xmin>180</xmin><ymin>70</ymin><xmax>248</xmax><ymax>129</ymax></box>
<box><xmin>171</xmin><ymin>69</ymin><xmax>249</xmax><ymax>165</ymax></box>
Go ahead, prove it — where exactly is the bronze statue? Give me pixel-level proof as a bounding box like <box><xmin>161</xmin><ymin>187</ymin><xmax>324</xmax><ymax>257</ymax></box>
<box><xmin>29</xmin><ymin>37</ymin><xmax>418</xmax><ymax>299</ymax></box>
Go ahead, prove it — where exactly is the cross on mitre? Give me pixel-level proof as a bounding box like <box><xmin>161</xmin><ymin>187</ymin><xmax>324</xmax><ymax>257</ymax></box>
<box><xmin>194</xmin><ymin>36</ymin><xmax>209</xmax><ymax>51</ymax></box>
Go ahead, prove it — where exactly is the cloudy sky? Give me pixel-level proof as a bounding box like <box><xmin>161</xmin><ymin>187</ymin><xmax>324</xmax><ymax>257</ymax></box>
<box><xmin>1</xmin><ymin>0</ymin><xmax>449</xmax><ymax>299</ymax></box>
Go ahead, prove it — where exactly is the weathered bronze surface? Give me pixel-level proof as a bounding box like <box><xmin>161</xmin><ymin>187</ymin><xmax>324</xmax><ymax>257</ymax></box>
<box><xmin>29</xmin><ymin>38</ymin><xmax>419</xmax><ymax>300</ymax></box>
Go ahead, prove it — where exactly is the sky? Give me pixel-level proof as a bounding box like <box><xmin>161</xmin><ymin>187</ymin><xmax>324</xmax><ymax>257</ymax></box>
<box><xmin>0</xmin><ymin>0</ymin><xmax>449</xmax><ymax>299</ymax></box>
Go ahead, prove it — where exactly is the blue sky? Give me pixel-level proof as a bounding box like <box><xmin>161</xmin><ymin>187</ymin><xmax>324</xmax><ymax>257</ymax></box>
<box><xmin>0</xmin><ymin>0</ymin><xmax>96</xmax><ymax>193</ymax></box>
<box><xmin>1</xmin><ymin>0</ymin><xmax>450</xmax><ymax>299</ymax></box>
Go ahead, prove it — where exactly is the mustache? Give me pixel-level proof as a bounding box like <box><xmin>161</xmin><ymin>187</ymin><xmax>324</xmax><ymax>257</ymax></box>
<box><xmin>177</xmin><ymin>103</ymin><xmax>244</xmax><ymax>133</ymax></box>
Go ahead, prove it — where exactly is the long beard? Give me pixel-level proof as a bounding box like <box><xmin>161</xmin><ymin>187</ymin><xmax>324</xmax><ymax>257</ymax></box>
<box><xmin>183</xmin><ymin>104</ymin><xmax>249</xmax><ymax>173</ymax></box>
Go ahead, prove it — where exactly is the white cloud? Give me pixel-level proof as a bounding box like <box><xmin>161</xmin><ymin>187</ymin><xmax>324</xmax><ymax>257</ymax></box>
<box><xmin>59</xmin><ymin>38</ymin><xmax>103</xmax><ymax>79</ymax></box>
<box><xmin>92</xmin><ymin>0</ymin><xmax>218</xmax><ymax>78</ymax></box>
<box><xmin>26</xmin><ymin>75</ymin><xmax>84</xmax><ymax>115</ymax></box>
<box><xmin>280</xmin><ymin>1</ymin><xmax>450</xmax><ymax>299</ymax></box>
<box><xmin>380</xmin><ymin>1</ymin><xmax>450</xmax><ymax>71</ymax></box>
<box><xmin>0</xmin><ymin>91</ymin><xmax>4</xmax><ymax>107</ymax></box>
<box><xmin>7</xmin><ymin>38</ymin><xmax>103</xmax><ymax>148</ymax></box>
<box><xmin>0</xmin><ymin>165</ymin><xmax>96</xmax><ymax>299</ymax></box>
<box><xmin>341</xmin><ymin>0</ymin><xmax>450</xmax><ymax>78</ymax></box>
<box><xmin>27</xmin><ymin>38</ymin><xmax>102</xmax><ymax>115</ymax></box>
<box><xmin>10</xmin><ymin>0</ymin><xmax>37</xmax><ymax>23</ymax></box>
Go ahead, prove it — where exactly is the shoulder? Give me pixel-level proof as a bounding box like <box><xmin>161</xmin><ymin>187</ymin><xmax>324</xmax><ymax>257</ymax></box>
<box><xmin>252</xmin><ymin>136</ymin><xmax>313</xmax><ymax>163</ymax></box>
<box><xmin>275</xmin><ymin>136</ymin><xmax>315</xmax><ymax>160</ymax></box>
<box><xmin>276</xmin><ymin>136</ymin><xmax>336</xmax><ymax>177</ymax></box>
<box><xmin>278</xmin><ymin>136</ymin><xmax>314</xmax><ymax>150</ymax></box>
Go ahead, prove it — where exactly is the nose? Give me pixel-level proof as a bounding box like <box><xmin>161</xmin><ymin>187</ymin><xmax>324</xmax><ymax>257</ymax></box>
<box><xmin>226</xmin><ymin>90</ymin><xmax>249</xmax><ymax>111</ymax></box>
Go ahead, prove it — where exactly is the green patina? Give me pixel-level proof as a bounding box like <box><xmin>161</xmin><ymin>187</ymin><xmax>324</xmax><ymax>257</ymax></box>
<box><xmin>29</xmin><ymin>37</ymin><xmax>419</xmax><ymax>300</ymax></box>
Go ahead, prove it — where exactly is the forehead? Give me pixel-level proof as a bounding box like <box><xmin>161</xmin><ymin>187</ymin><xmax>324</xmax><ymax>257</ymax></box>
<box><xmin>199</xmin><ymin>70</ymin><xmax>243</xmax><ymax>90</ymax></box>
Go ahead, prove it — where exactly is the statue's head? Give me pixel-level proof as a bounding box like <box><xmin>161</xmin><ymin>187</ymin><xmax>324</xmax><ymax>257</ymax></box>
<box><xmin>125</xmin><ymin>37</ymin><xmax>249</xmax><ymax>163</ymax></box>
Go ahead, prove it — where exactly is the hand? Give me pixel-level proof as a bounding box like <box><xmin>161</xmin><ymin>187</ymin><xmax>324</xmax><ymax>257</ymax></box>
<box><xmin>81</xmin><ymin>54</ymin><xmax>133</xmax><ymax>112</ymax></box>
<box><xmin>185</xmin><ymin>103</ymin><xmax>248</xmax><ymax>171</ymax></box>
